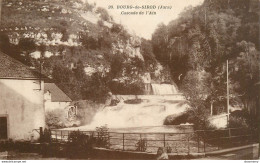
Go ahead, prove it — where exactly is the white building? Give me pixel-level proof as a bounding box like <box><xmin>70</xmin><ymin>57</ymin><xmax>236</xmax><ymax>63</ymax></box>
<box><xmin>44</xmin><ymin>83</ymin><xmax>72</xmax><ymax>112</ymax></box>
<box><xmin>0</xmin><ymin>51</ymin><xmax>45</xmax><ymax>141</ymax></box>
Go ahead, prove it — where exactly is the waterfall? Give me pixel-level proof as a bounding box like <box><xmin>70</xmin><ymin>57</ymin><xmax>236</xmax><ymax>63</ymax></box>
<box><xmin>68</xmin><ymin>83</ymin><xmax>185</xmax><ymax>131</ymax></box>
<box><xmin>151</xmin><ymin>84</ymin><xmax>178</xmax><ymax>95</ymax></box>
<box><xmin>76</xmin><ymin>98</ymin><xmax>187</xmax><ymax>130</ymax></box>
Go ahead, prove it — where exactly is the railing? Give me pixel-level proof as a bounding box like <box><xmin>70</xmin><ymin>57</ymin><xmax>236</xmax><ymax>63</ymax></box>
<box><xmin>37</xmin><ymin>128</ymin><xmax>257</xmax><ymax>154</ymax></box>
<box><xmin>196</xmin><ymin>127</ymin><xmax>257</xmax><ymax>152</ymax></box>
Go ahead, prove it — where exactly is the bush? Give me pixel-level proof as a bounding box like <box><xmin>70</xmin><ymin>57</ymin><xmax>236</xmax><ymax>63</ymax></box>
<box><xmin>96</xmin><ymin>7</ymin><xmax>110</xmax><ymax>21</ymax></box>
<box><xmin>228</xmin><ymin>110</ymin><xmax>258</xmax><ymax>129</ymax></box>
<box><xmin>40</xmin><ymin>128</ymin><xmax>52</xmax><ymax>143</ymax></box>
<box><xmin>45</xmin><ymin>109</ymin><xmax>66</xmax><ymax>129</ymax></box>
<box><xmin>228</xmin><ymin>115</ymin><xmax>249</xmax><ymax>128</ymax></box>
<box><xmin>67</xmin><ymin>130</ymin><xmax>95</xmax><ymax>159</ymax></box>
<box><xmin>95</xmin><ymin>125</ymin><xmax>110</xmax><ymax>148</ymax></box>
<box><xmin>68</xmin><ymin>130</ymin><xmax>88</xmax><ymax>145</ymax></box>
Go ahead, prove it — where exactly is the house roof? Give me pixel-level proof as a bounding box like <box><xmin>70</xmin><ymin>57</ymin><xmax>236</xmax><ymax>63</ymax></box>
<box><xmin>44</xmin><ymin>83</ymin><xmax>72</xmax><ymax>102</ymax></box>
<box><xmin>0</xmin><ymin>51</ymin><xmax>43</xmax><ymax>79</ymax></box>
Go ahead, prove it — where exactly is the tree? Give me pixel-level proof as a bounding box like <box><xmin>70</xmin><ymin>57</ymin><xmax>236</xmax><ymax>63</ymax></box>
<box><xmin>18</xmin><ymin>38</ymin><xmax>36</xmax><ymax>66</ymax></box>
<box><xmin>81</xmin><ymin>33</ymin><xmax>99</xmax><ymax>50</ymax></box>
<box><xmin>140</xmin><ymin>39</ymin><xmax>156</xmax><ymax>68</ymax></box>
<box><xmin>52</xmin><ymin>64</ymin><xmax>82</xmax><ymax>100</ymax></box>
<box><xmin>83</xmin><ymin>72</ymin><xmax>110</xmax><ymax>103</ymax></box>
<box><xmin>96</xmin><ymin>7</ymin><xmax>111</xmax><ymax>21</ymax></box>
<box><xmin>231</xmin><ymin>41</ymin><xmax>260</xmax><ymax>115</ymax></box>
<box><xmin>152</xmin><ymin>23</ymin><xmax>168</xmax><ymax>63</ymax></box>
<box><xmin>181</xmin><ymin>70</ymin><xmax>213</xmax><ymax>129</ymax></box>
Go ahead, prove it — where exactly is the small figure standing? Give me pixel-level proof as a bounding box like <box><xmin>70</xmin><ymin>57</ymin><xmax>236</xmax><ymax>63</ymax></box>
<box><xmin>156</xmin><ymin>147</ymin><xmax>169</xmax><ymax>160</ymax></box>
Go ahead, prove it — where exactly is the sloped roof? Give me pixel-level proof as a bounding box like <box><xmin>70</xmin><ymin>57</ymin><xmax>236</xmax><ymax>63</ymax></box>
<box><xmin>44</xmin><ymin>83</ymin><xmax>72</xmax><ymax>102</ymax></box>
<box><xmin>0</xmin><ymin>51</ymin><xmax>42</xmax><ymax>79</ymax></box>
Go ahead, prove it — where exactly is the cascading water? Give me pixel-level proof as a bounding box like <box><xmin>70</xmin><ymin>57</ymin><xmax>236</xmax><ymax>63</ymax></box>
<box><xmin>75</xmin><ymin>96</ymin><xmax>187</xmax><ymax>130</ymax></box>
<box><xmin>68</xmin><ymin>84</ymin><xmax>187</xmax><ymax>131</ymax></box>
<box><xmin>151</xmin><ymin>84</ymin><xmax>178</xmax><ymax>95</ymax></box>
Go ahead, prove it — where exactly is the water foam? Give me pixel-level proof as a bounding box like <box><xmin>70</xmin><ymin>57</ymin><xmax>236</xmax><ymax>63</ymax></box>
<box><xmin>77</xmin><ymin>98</ymin><xmax>187</xmax><ymax>130</ymax></box>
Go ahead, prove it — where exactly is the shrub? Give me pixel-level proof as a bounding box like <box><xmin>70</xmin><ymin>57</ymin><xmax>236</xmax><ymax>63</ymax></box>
<box><xmin>67</xmin><ymin>130</ymin><xmax>95</xmax><ymax>159</ymax></box>
<box><xmin>39</xmin><ymin>128</ymin><xmax>52</xmax><ymax>143</ymax></box>
<box><xmin>68</xmin><ymin>130</ymin><xmax>87</xmax><ymax>145</ymax></box>
<box><xmin>228</xmin><ymin>116</ymin><xmax>249</xmax><ymax>128</ymax></box>
<box><xmin>45</xmin><ymin>109</ymin><xmax>66</xmax><ymax>129</ymax></box>
<box><xmin>95</xmin><ymin>125</ymin><xmax>110</xmax><ymax>148</ymax></box>
<box><xmin>96</xmin><ymin>7</ymin><xmax>110</xmax><ymax>21</ymax></box>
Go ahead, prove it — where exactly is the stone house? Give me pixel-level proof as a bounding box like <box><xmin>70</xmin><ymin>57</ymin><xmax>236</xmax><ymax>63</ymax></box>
<box><xmin>0</xmin><ymin>51</ymin><xmax>45</xmax><ymax>141</ymax></box>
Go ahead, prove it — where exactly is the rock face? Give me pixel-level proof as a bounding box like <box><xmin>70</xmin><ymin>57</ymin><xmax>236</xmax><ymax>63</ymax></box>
<box><xmin>163</xmin><ymin>112</ymin><xmax>189</xmax><ymax>125</ymax></box>
<box><xmin>1</xmin><ymin>0</ymin><xmax>176</xmax><ymax>98</ymax></box>
<box><xmin>111</xmin><ymin>36</ymin><xmax>143</xmax><ymax>60</ymax></box>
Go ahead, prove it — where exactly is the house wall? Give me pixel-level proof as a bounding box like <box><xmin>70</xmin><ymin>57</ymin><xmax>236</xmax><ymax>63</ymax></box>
<box><xmin>44</xmin><ymin>100</ymin><xmax>71</xmax><ymax>112</ymax></box>
<box><xmin>0</xmin><ymin>78</ymin><xmax>45</xmax><ymax>141</ymax></box>
<box><xmin>44</xmin><ymin>91</ymin><xmax>71</xmax><ymax>112</ymax></box>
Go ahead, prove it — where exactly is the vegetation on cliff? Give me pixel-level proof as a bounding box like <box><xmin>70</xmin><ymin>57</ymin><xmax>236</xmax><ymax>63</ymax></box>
<box><xmin>154</xmin><ymin>0</ymin><xmax>259</xmax><ymax>128</ymax></box>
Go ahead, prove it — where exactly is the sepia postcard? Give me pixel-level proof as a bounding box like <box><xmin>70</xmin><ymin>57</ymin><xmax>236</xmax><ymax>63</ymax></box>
<box><xmin>0</xmin><ymin>0</ymin><xmax>259</xmax><ymax>161</ymax></box>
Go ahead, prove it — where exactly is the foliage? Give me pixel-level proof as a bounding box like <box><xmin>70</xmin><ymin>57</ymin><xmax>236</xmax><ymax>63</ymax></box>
<box><xmin>83</xmin><ymin>72</ymin><xmax>110</xmax><ymax>103</ymax></box>
<box><xmin>17</xmin><ymin>38</ymin><xmax>37</xmax><ymax>66</ymax></box>
<box><xmin>68</xmin><ymin>130</ymin><xmax>87</xmax><ymax>145</ymax></box>
<box><xmin>96</xmin><ymin>7</ymin><xmax>111</xmax><ymax>21</ymax></box>
<box><xmin>108</xmin><ymin>55</ymin><xmax>145</xmax><ymax>95</ymax></box>
<box><xmin>95</xmin><ymin>125</ymin><xmax>110</xmax><ymax>148</ymax></box>
<box><xmin>0</xmin><ymin>0</ymin><xmax>152</xmax><ymax>101</ymax></box>
<box><xmin>228</xmin><ymin>116</ymin><xmax>249</xmax><ymax>128</ymax></box>
<box><xmin>1</xmin><ymin>0</ymin><xmax>258</xmax><ymax>122</ymax></box>
<box><xmin>151</xmin><ymin>0</ymin><xmax>259</xmax><ymax>128</ymax></box>
<box><xmin>67</xmin><ymin>130</ymin><xmax>95</xmax><ymax>159</ymax></box>
<box><xmin>140</xmin><ymin>39</ymin><xmax>157</xmax><ymax>68</ymax></box>
<box><xmin>111</xmin><ymin>24</ymin><xmax>123</xmax><ymax>33</ymax></box>
<box><xmin>81</xmin><ymin>33</ymin><xmax>99</xmax><ymax>50</ymax></box>
<box><xmin>40</xmin><ymin>128</ymin><xmax>52</xmax><ymax>143</ymax></box>
<box><xmin>229</xmin><ymin>110</ymin><xmax>258</xmax><ymax>129</ymax></box>
<box><xmin>180</xmin><ymin>70</ymin><xmax>212</xmax><ymax>129</ymax></box>
<box><xmin>52</xmin><ymin>63</ymin><xmax>83</xmax><ymax>100</ymax></box>
<box><xmin>45</xmin><ymin>109</ymin><xmax>66</xmax><ymax>129</ymax></box>
<box><xmin>0</xmin><ymin>32</ymin><xmax>27</xmax><ymax>64</ymax></box>
<box><xmin>230</xmin><ymin>41</ymin><xmax>260</xmax><ymax>113</ymax></box>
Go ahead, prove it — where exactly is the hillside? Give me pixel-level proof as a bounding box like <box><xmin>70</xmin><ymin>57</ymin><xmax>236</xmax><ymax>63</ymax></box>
<box><xmin>151</xmin><ymin>0</ymin><xmax>259</xmax><ymax>118</ymax></box>
<box><xmin>0</xmin><ymin>0</ymin><xmax>170</xmax><ymax>101</ymax></box>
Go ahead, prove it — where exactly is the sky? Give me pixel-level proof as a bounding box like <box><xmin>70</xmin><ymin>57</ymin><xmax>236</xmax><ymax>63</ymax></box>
<box><xmin>87</xmin><ymin>0</ymin><xmax>204</xmax><ymax>39</ymax></box>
